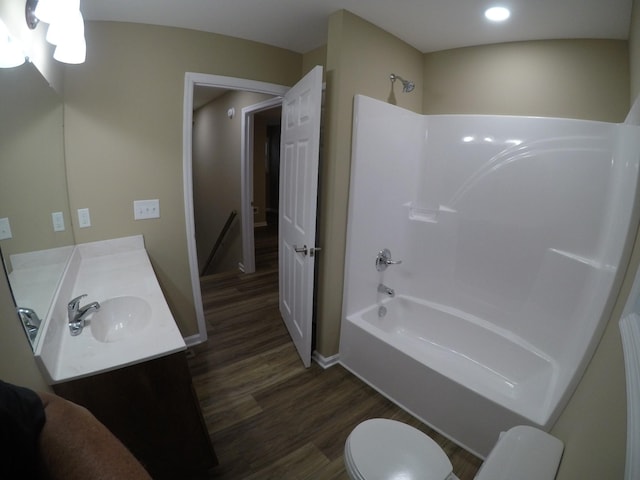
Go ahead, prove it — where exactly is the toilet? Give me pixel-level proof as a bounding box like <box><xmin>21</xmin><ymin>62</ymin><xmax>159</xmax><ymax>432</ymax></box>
<box><xmin>344</xmin><ymin>419</ymin><xmax>564</xmax><ymax>480</ymax></box>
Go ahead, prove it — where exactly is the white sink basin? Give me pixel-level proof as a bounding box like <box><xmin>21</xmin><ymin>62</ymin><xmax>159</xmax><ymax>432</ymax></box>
<box><xmin>89</xmin><ymin>296</ymin><xmax>151</xmax><ymax>343</ymax></box>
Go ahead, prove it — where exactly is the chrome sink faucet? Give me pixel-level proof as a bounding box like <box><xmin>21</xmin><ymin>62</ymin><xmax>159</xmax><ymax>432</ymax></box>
<box><xmin>68</xmin><ymin>294</ymin><xmax>100</xmax><ymax>336</ymax></box>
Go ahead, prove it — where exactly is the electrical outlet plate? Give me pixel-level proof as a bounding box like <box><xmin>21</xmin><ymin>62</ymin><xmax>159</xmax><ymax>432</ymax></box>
<box><xmin>52</xmin><ymin>211</ymin><xmax>65</xmax><ymax>232</ymax></box>
<box><xmin>0</xmin><ymin>217</ymin><xmax>12</xmax><ymax>240</ymax></box>
<box><xmin>78</xmin><ymin>208</ymin><xmax>91</xmax><ymax>228</ymax></box>
<box><xmin>134</xmin><ymin>199</ymin><xmax>160</xmax><ymax>220</ymax></box>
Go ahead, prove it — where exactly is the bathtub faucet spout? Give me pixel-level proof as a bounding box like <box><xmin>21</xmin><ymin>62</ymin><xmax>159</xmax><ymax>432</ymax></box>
<box><xmin>378</xmin><ymin>283</ymin><xmax>395</xmax><ymax>297</ymax></box>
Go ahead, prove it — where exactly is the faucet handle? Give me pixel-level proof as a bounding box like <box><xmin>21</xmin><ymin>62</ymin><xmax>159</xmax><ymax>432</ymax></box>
<box><xmin>376</xmin><ymin>248</ymin><xmax>402</xmax><ymax>271</ymax></box>
<box><xmin>68</xmin><ymin>294</ymin><xmax>87</xmax><ymax>311</ymax></box>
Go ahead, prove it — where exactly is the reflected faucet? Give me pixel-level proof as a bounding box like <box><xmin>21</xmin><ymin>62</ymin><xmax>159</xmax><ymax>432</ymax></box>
<box><xmin>68</xmin><ymin>294</ymin><xmax>100</xmax><ymax>336</ymax></box>
<box><xmin>378</xmin><ymin>283</ymin><xmax>395</xmax><ymax>298</ymax></box>
<box><xmin>17</xmin><ymin>307</ymin><xmax>41</xmax><ymax>342</ymax></box>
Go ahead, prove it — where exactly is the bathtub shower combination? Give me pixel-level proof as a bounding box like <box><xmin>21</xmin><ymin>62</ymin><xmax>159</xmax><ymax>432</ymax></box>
<box><xmin>339</xmin><ymin>95</ymin><xmax>640</xmax><ymax>457</ymax></box>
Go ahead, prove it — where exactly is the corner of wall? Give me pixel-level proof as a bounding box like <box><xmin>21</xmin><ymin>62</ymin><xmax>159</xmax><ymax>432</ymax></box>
<box><xmin>316</xmin><ymin>9</ymin><xmax>423</xmax><ymax>357</ymax></box>
<box><xmin>302</xmin><ymin>45</ymin><xmax>327</xmax><ymax>78</ymax></box>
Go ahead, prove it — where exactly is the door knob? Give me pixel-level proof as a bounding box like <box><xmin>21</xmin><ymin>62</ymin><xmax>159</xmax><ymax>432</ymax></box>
<box><xmin>294</xmin><ymin>245</ymin><xmax>322</xmax><ymax>257</ymax></box>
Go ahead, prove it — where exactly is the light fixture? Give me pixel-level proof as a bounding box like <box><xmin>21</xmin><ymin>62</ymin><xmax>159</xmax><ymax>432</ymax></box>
<box><xmin>485</xmin><ymin>6</ymin><xmax>511</xmax><ymax>22</ymax></box>
<box><xmin>25</xmin><ymin>0</ymin><xmax>87</xmax><ymax>64</ymax></box>
<box><xmin>0</xmin><ymin>18</ymin><xmax>25</xmax><ymax>68</ymax></box>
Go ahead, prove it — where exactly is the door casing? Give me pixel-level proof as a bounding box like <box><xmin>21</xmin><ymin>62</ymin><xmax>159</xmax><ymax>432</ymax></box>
<box><xmin>182</xmin><ymin>73</ymin><xmax>288</xmax><ymax>346</ymax></box>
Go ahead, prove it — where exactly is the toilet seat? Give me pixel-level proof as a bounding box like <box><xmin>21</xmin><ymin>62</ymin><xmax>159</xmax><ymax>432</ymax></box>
<box><xmin>344</xmin><ymin>418</ymin><xmax>454</xmax><ymax>480</ymax></box>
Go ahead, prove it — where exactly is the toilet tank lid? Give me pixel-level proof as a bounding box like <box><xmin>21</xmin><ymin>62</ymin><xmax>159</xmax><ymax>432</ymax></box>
<box><xmin>474</xmin><ymin>425</ymin><xmax>564</xmax><ymax>480</ymax></box>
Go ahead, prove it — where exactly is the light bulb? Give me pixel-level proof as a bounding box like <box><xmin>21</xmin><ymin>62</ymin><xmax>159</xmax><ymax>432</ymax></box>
<box><xmin>485</xmin><ymin>6</ymin><xmax>511</xmax><ymax>22</ymax></box>
<box><xmin>54</xmin><ymin>34</ymin><xmax>86</xmax><ymax>64</ymax></box>
<box><xmin>34</xmin><ymin>0</ymin><xmax>58</xmax><ymax>24</ymax></box>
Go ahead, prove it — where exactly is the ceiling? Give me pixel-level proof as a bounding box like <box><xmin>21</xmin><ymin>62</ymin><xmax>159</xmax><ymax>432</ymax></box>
<box><xmin>81</xmin><ymin>0</ymin><xmax>633</xmax><ymax>54</ymax></box>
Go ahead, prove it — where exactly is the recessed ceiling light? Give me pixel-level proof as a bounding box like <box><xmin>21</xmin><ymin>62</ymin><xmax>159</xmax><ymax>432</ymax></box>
<box><xmin>485</xmin><ymin>6</ymin><xmax>511</xmax><ymax>22</ymax></box>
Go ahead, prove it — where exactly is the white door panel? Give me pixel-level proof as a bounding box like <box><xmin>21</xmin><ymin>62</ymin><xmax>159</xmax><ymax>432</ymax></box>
<box><xmin>279</xmin><ymin>65</ymin><xmax>322</xmax><ymax>368</ymax></box>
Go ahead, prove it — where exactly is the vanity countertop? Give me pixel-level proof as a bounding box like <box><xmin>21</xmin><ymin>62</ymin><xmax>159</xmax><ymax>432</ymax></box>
<box><xmin>34</xmin><ymin>236</ymin><xmax>186</xmax><ymax>384</ymax></box>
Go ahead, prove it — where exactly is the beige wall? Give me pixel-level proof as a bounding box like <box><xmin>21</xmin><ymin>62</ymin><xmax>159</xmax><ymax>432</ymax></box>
<box><xmin>423</xmin><ymin>39</ymin><xmax>629</xmax><ymax>122</ymax></box>
<box><xmin>63</xmin><ymin>22</ymin><xmax>302</xmax><ymax>337</ymax></box>
<box><xmin>302</xmin><ymin>45</ymin><xmax>327</xmax><ymax>78</ymax></box>
<box><xmin>317</xmin><ymin>10</ymin><xmax>423</xmax><ymax>355</ymax></box>
<box><xmin>0</xmin><ymin>64</ymin><xmax>73</xmax><ymax>261</ymax></box>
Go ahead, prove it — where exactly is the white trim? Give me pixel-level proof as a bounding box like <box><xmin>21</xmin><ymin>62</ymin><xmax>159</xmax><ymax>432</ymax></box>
<box><xmin>183</xmin><ymin>75</ymin><xmax>207</xmax><ymax>346</ymax></box>
<box><xmin>241</xmin><ymin>96</ymin><xmax>284</xmax><ymax>274</ymax></box>
<box><xmin>183</xmin><ymin>73</ymin><xmax>288</xmax><ymax>344</ymax></box>
<box><xmin>312</xmin><ymin>351</ymin><xmax>340</xmax><ymax>369</ymax></box>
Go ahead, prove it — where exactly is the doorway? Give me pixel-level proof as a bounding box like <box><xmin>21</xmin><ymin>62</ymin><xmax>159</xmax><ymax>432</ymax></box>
<box><xmin>182</xmin><ymin>73</ymin><xmax>288</xmax><ymax>346</ymax></box>
<box><xmin>183</xmin><ymin>68</ymin><xmax>323</xmax><ymax>369</ymax></box>
<box><xmin>192</xmin><ymin>93</ymin><xmax>282</xmax><ymax>277</ymax></box>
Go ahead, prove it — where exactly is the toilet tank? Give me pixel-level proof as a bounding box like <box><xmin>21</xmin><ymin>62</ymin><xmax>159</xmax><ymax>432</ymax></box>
<box><xmin>474</xmin><ymin>425</ymin><xmax>564</xmax><ymax>480</ymax></box>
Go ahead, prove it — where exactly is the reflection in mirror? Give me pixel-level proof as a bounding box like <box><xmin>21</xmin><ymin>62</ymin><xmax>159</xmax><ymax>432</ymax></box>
<box><xmin>0</xmin><ymin>62</ymin><xmax>74</xmax><ymax>349</ymax></box>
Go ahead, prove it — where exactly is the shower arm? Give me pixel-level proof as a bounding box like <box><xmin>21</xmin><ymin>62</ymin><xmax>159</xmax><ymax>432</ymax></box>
<box><xmin>390</xmin><ymin>73</ymin><xmax>415</xmax><ymax>93</ymax></box>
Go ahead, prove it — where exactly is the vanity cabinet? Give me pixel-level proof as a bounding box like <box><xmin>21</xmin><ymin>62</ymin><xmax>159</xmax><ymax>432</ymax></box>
<box><xmin>52</xmin><ymin>351</ymin><xmax>217</xmax><ymax>479</ymax></box>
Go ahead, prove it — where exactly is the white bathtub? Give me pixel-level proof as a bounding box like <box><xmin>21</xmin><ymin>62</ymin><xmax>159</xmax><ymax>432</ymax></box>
<box><xmin>368</xmin><ymin>296</ymin><xmax>556</xmax><ymax>418</ymax></box>
<box><xmin>340</xmin><ymin>295</ymin><xmax>559</xmax><ymax>457</ymax></box>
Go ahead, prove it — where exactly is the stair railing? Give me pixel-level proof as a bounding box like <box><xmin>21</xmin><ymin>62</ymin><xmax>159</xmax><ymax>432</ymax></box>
<box><xmin>200</xmin><ymin>210</ymin><xmax>238</xmax><ymax>276</ymax></box>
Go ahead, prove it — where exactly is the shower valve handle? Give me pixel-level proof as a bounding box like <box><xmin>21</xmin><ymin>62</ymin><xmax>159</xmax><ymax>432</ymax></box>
<box><xmin>376</xmin><ymin>248</ymin><xmax>402</xmax><ymax>271</ymax></box>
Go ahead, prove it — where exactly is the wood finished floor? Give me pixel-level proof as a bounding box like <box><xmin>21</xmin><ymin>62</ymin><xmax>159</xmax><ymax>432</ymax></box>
<box><xmin>187</xmin><ymin>224</ymin><xmax>482</xmax><ymax>479</ymax></box>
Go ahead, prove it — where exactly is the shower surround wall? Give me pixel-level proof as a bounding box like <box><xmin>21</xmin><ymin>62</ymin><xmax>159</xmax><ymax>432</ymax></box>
<box><xmin>339</xmin><ymin>95</ymin><xmax>640</xmax><ymax>456</ymax></box>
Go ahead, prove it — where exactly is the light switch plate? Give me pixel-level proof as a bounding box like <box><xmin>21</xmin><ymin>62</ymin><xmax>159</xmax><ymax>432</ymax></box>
<box><xmin>134</xmin><ymin>199</ymin><xmax>160</xmax><ymax>220</ymax></box>
<box><xmin>52</xmin><ymin>211</ymin><xmax>65</xmax><ymax>232</ymax></box>
<box><xmin>78</xmin><ymin>208</ymin><xmax>91</xmax><ymax>228</ymax></box>
<box><xmin>0</xmin><ymin>217</ymin><xmax>12</xmax><ymax>240</ymax></box>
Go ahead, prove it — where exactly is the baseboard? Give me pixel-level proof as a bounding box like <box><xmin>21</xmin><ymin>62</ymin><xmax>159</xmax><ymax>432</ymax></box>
<box><xmin>254</xmin><ymin>221</ymin><xmax>268</xmax><ymax>228</ymax></box>
<box><xmin>312</xmin><ymin>351</ymin><xmax>340</xmax><ymax>369</ymax></box>
<box><xmin>184</xmin><ymin>333</ymin><xmax>206</xmax><ymax>348</ymax></box>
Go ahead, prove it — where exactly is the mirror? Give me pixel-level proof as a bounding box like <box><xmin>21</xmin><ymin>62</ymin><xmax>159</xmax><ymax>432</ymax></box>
<box><xmin>0</xmin><ymin>62</ymin><xmax>74</xmax><ymax>348</ymax></box>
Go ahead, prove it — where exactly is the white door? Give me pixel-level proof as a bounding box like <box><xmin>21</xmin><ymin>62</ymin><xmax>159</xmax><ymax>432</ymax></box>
<box><xmin>279</xmin><ymin>65</ymin><xmax>323</xmax><ymax>368</ymax></box>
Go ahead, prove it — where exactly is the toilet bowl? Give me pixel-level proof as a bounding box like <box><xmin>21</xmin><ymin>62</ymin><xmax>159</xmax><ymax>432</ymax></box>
<box><xmin>344</xmin><ymin>419</ymin><xmax>564</xmax><ymax>480</ymax></box>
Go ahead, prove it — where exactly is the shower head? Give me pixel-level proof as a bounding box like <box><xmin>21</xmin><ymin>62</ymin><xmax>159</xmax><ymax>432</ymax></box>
<box><xmin>390</xmin><ymin>73</ymin><xmax>415</xmax><ymax>93</ymax></box>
